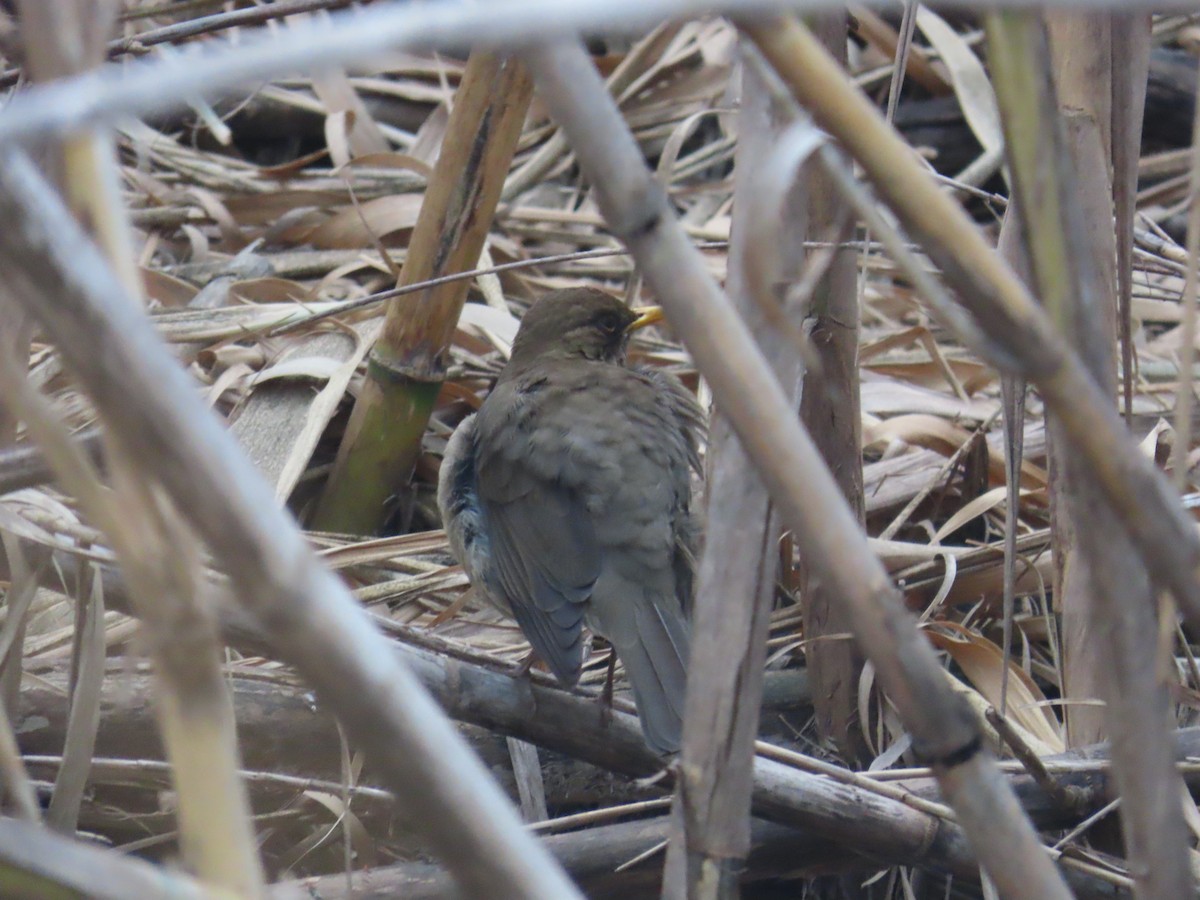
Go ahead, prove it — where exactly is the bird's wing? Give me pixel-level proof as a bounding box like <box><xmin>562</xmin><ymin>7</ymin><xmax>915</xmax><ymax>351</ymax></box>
<box><xmin>630</xmin><ymin>366</ymin><xmax>705</xmax><ymax>612</ymax></box>
<box><xmin>476</xmin><ymin>435</ymin><xmax>599</xmax><ymax>685</ymax></box>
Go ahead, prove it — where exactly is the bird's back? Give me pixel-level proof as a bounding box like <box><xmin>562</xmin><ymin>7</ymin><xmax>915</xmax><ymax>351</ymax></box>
<box><xmin>443</xmin><ymin>354</ymin><xmax>703</xmax><ymax>753</ymax></box>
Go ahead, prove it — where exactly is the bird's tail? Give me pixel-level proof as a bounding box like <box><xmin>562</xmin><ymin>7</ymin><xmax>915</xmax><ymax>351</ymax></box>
<box><xmin>620</xmin><ymin>597</ymin><xmax>690</xmax><ymax>755</ymax></box>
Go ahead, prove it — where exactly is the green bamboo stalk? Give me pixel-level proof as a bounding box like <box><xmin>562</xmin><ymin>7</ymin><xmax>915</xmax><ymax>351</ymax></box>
<box><xmin>314</xmin><ymin>53</ymin><xmax>533</xmax><ymax>535</ymax></box>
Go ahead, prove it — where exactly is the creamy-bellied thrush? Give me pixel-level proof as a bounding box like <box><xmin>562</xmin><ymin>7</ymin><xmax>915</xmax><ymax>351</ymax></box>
<box><xmin>438</xmin><ymin>287</ymin><xmax>703</xmax><ymax>754</ymax></box>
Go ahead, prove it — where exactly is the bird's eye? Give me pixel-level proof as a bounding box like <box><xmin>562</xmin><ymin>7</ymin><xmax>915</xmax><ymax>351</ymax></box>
<box><xmin>598</xmin><ymin>311</ymin><xmax>624</xmax><ymax>334</ymax></box>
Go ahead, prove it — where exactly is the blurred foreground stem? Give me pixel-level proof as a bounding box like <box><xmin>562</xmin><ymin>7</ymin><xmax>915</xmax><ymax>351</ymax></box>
<box><xmin>14</xmin><ymin>1</ymin><xmax>266</xmax><ymax>893</ymax></box>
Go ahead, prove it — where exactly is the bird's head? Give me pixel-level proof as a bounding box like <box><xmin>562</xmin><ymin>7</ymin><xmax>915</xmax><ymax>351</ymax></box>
<box><xmin>508</xmin><ymin>288</ymin><xmax>663</xmax><ymax>367</ymax></box>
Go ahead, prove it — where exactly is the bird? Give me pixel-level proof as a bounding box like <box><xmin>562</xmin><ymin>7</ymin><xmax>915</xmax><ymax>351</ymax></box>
<box><xmin>438</xmin><ymin>287</ymin><xmax>704</xmax><ymax>754</ymax></box>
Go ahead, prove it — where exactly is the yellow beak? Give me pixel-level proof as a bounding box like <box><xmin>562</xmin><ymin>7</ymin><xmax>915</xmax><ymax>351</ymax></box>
<box><xmin>628</xmin><ymin>306</ymin><xmax>664</xmax><ymax>331</ymax></box>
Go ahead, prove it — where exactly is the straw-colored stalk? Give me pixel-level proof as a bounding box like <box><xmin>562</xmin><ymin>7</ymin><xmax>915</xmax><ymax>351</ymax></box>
<box><xmin>315</xmin><ymin>53</ymin><xmax>533</xmax><ymax>534</ymax></box>
<box><xmin>112</xmin><ymin>475</ymin><xmax>266</xmax><ymax>896</ymax></box>
<box><xmin>88</xmin><ymin>254</ymin><xmax>266</xmax><ymax>886</ymax></box>
<box><xmin>12</xmin><ymin>3</ymin><xmax>265</xmax><ymax>890</ymax></box>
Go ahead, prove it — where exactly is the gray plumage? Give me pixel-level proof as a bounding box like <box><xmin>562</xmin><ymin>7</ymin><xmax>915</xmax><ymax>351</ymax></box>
<box><xmin>438</xmin><ymin>288</ymin><xmax>703</xmax><ymax>754</ymax></box>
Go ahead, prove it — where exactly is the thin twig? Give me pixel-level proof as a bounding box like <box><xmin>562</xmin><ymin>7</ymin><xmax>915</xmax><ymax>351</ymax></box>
<box><xmin>985</xmin><ymin>707</ymin><xmax>1086</xmax><ymax>813</ymax></box>
<box><xmin>755</xmin><ymin>741</ymin><xmax>956</xmax><ymax>820</ymax></box>
<box><xmin>267</xmin><ymin>241</ymin><xmax>727</xmax><ymax>336</ymax></box>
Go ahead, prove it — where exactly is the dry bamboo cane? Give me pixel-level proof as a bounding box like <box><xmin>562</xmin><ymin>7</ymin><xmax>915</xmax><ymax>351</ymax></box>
<box><xmin>1041</xmin><ymin>10</ymin><xmax>1122</xmax><ymax>752</ymax></box>
<box><xmin>520</xmin><ymin>39</ymin><xmax>1073</xmax><ymax>900</ymax></box>
<box><xmin>664</xmin><ymin>23</ymin><xmax>864</xmax><ymax>897</ymax></box>
<box><xmin>786</xmin><ymin>17</ymin><xmax>868</xmax><ymax>769</ymax></box>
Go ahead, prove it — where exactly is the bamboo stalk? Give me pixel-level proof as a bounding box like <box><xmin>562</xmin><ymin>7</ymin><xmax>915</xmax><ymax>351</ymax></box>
<box><xmin>107</xmin><ymin>467</ymin><xmax>264</xmax><ymax>895</ymax></box>
<box><xmin>788</xmin><ymin>16</ymin><xmax>868</xmax><ymax>768</ymax></box>
<box><xmin>314</xmin><ymin>53</ymin><xmax>532</xmax><ymax>534</ymax></box>
<box><xmin>150</xmin><ymin>655</ymin><xmax>264</xmax><ymax>892</ymax></box>
<box><xmin>665</xmin><ymin>24</ymin><xmax>864</xmax><ymax>897</ymax></box>
<box><xmin>520</xmin><ymin>38</ymin><xmax>1073</xmax><ymax>900</ymax></box>
<box><xmin>994</xmin><ymin>206</ymin><xmax>1029</xmax><ymax>723</ymax></box>
<box><xmin>0</xmin><ymin>351</ymin><xmax>267</xmax><ymax>895</ymax></box>
<box><xmin>1043</xmin><ymin>13</ymin><xmax>1121</xmax><ymax>750</ymax></box>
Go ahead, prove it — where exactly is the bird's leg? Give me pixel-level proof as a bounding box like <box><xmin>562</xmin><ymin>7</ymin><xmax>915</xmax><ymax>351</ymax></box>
<box><xmin>597</xmin><ymin>648</ymin><xmax>616</xmax><ymax>726</ymax></box>
<box><xmin>514</xmin><ymin>649</ymin><xmax>537</xmax><ymax>678</ymax></box>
